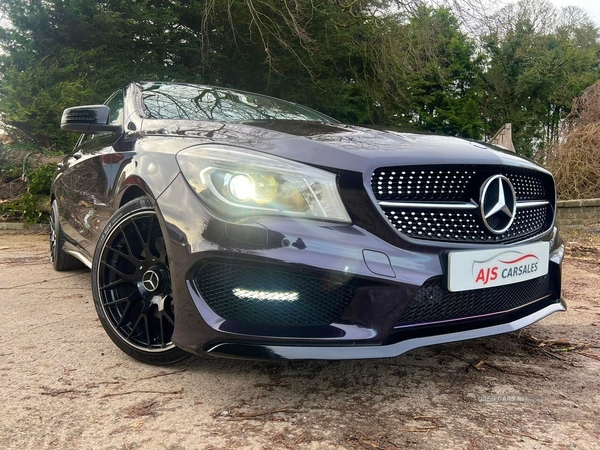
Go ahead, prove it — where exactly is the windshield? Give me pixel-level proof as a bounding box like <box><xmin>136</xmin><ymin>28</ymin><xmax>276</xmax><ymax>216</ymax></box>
<box><xmin>140</xmin><ymin>82</ymin><xmax>335</xmax><ymax>124</ymax></box>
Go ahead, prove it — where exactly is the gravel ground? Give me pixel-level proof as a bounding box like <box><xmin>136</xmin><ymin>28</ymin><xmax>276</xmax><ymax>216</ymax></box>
<box><xmin>0</xmin><ymin>231</ymin><xmax>599</xmax><ymax>450</ymax></box>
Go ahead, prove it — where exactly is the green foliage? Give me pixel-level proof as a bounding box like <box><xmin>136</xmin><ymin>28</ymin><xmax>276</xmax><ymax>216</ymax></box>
<box><xmin>0</xmin><ymin>144</ymin><xmax>23</xmax><ymax>182</ymax></box>
<box><xmin>0</xmin><ymin>0</ymin><xmax>487</xmax><ymax>148</ymax></box>
<box><xmin>0</xmin><ymin>162</ymin><xmax>55</xmax><ymax>222</ymax></box>
<box><xmin>0</xmin><ymin>162</ymin><xmax>21</xmax><ymax>183</ymax></box>
<box><xmin>1</xmin><ymin>143</ymin><xmax>56</xmax><ymax>185</ymax></box>
<box><xmin>387</xmin><ymin>7</ymin><xmax>485</xmax><ymax>138</ymax></box>
<box><xmin>2</xmin><ymin>141</ymin><xmax>40</xmax><ymax>153</ymax></box>
<box><xmin>0</xmin><ymin>0</ymin><xmax>192</xmax><ymax>149</ymax></box>
<box><xmin>0</xmin><ymin>0</ymin><xmax>598</xmax><ymax>158</ymax></box>
<box><xmin>0</xmin><ymin>145</ymin><xmax>56</xmax><ymax>222</ymax></box>
<box><xmin>481</xmin><ymin>0</ymin><xmax>600</xmax><ymax>157</ymax></box>
<box><xmin>27</xmin><ymin>163</ymin><xmax>57</xmax><ymax>195</ymax></box>
<box><xmin>0</xmin><ymin>192</ymin><xmax>48</xmax><ymax>223</ymax></box>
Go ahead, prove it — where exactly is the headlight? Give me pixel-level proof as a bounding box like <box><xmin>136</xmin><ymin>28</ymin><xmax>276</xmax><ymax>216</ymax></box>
<box><xmin>176</xmin><ymin>145</ymin><xmax>351</xmax><ymax>223</ymax></box>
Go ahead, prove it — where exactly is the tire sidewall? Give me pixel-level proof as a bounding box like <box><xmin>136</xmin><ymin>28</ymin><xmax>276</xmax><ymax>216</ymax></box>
<box><xmin>50</xmin><ymin>200</ymin><xmax>60</xmax><ymax>266</ymax></box>
<box><xmin>50</xmin><ymin>199</ymin><xmax>84</xmax><ymax>271</ymax></box>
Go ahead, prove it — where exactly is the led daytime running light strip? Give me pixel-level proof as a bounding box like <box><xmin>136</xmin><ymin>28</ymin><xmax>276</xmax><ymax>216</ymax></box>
<box><xmin>232</xmin><ymin>288</ymin><xmax>299</xmax><ymax>302</ymax></box>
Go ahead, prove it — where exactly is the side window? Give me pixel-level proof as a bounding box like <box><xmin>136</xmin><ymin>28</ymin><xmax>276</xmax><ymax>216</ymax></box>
<box><xmin>78</xmin><ymin>132</ymin><xmax>95</xmax><ymax>146</ymax></box>
<box><xmin>79</xmin><ymin>91</ymin><xmax>123</xmax><ymax>144</ymax></box>
<box><xmin>106</xmin><ymin>91</ymin><xmax>124</xmax><ymax>126</ymax></box>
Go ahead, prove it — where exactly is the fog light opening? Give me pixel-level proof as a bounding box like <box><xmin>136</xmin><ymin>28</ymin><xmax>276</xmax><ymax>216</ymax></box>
<box><xmin>232</xmin><ymin>288</ymin><xmax>299</xmax><ymax>302</ymax></box>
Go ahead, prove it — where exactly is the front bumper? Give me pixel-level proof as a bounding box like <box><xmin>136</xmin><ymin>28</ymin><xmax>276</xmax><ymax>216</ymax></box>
<box><xmin>204</xmin><ymin>301</ymin><xmax>566</xmax><ymax>359</ymax></box>
<box><xmin>157</xmin><ymin>174</ymin><xmax>565</xmax><ymax>360</ymax></box>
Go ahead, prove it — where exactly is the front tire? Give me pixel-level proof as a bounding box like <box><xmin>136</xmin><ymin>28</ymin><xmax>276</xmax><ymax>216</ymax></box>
<box><xmin>91</xmin><ymin>196</ymin><xmax>189</xmax><ymax>365</ymax></box>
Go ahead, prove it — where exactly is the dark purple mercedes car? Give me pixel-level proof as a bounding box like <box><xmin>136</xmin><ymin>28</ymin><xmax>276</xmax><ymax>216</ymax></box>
<box><xmin>50</xmin><ymin>82</ymin><xmax>564</xmax><ymax>365</ymax></box>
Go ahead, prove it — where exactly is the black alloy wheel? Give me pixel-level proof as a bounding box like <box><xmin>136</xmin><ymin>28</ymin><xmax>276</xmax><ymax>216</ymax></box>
<box><xmin>91</xmin><ymin>196</ymin><xmax>189</xmax><ymax>365</ymax></box>
<box><xmin>50</xmin><ymin>199</ymin><xmax>86</xmax><ymax>271</ymax></box>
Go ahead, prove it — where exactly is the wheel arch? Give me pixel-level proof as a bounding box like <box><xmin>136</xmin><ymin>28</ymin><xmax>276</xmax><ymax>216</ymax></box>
<box><xmin>118</xmin><ymin>184</ymin><xmax>148</xmax><ymax>208</ymax></box>
<box><xmin>114</xmin><ymin>177</ymin><xmax>172</xmax><ymax>254</ymax></box>
<box><xmin>115</xmin><ymin>173</ymin><xmax>162</xmax><ymax>208</ymax></box>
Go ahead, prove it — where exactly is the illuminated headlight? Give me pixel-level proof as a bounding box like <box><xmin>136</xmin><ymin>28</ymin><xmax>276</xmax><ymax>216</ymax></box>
<box><xmin>176</xmin><ymin>145</ymin><xmax>351</xmax><ymax>223</ymax></box>
<box><xmin>228</xmin><ymin>174</ymin><xmax>255</xmax><ymax>202</ymax></box>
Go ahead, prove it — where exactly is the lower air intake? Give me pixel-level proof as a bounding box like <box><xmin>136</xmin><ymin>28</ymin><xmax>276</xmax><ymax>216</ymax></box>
<box><xmin>397</xmin><ymin>275</ymin><xmax>551</xmax><ymax>327</ymax></box>
<box><xmin>194</xmin><ymin>262</ymin><xmax>356</xmax><ymax>325</ymax></box>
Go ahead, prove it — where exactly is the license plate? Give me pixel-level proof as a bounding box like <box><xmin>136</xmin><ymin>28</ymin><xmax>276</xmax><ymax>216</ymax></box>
<box><xmin>447</xmin><ymin>242</ymin><xmax>550</xmax><ymax>292</ymax></box>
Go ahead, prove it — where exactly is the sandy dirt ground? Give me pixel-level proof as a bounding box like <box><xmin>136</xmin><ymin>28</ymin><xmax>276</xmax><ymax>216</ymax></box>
<box><xmin>0</xmin><ymin>231</ymin><xmax>599</xmax><ymax>450</ymax></box>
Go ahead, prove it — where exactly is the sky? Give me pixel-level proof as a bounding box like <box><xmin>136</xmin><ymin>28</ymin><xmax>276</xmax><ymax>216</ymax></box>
<box><xmin>549</xmin><ymin>0</ymin><xmax>600</xmax><ymax>26</ymax></box>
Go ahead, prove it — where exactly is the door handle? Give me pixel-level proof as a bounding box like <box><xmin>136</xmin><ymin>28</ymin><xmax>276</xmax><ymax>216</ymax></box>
<box><xmin>72</xmin><ymin>152</ymin><xmax>83</xmax><ymax>160</ymax></box>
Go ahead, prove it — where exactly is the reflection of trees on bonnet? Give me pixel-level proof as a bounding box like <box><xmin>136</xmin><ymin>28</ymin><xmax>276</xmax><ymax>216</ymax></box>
<box><xmin>141</xmin><ymin>83</ymin><xmax>331</xmax><ymax>124</ymax></box>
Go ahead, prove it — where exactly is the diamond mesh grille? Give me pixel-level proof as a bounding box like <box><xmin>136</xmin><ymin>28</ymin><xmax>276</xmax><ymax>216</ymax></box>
<box><xmin>396</xmin><ymin>275</ymin><xmax>551</xmax><ymax>327</ymax></box>
<box><xmin>371</xmin><ymin>168</ymin><xmax>476</xmax><ymax>201</ymax></box>
<box><xmin>371</xmin><ymin>167</ymin><xmax>549</xmax><ymax>202</ymax></box>
<box><xmin>371</xmin><ymin>166</ymin><xmax>554</xmax><ymax>243</ymax></box>
<box><xmin>382</xmin><ymin>205</ymin><xmax>550</xmax><ymax>242</ymax></box>
<box><xmin>194</xmin><ymin>263</ymin><xmax>356</xmax><ymax>325</ymax></box>
<box><xmin>502</xmin><ymin>171</ymin><xmax>546</xmax><ymax>201</ymax></box>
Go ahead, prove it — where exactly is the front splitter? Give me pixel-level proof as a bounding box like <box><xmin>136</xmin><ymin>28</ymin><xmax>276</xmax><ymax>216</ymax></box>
<box><xmin>203</xmin><ymin>300</ymin><xmax>566</xmax><ymax>360</ymax></box>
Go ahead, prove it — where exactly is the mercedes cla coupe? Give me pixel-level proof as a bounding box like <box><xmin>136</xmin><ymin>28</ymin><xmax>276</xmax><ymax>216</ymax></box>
<box><xmin>50</xmin><ymin>82</ymin><xmax>565</xmax><ymax>365</ymax></box>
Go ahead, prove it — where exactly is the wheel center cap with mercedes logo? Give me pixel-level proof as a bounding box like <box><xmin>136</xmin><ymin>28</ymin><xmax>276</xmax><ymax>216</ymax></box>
<box><xmin>142</xmin><ymin>269</ymin><xmax>161</xmax><ymax>292</ymax></box>
<box><xmin>479</xmin><ymin>175</ymin><xmax>517</xmax><ymax>235</ymax></box>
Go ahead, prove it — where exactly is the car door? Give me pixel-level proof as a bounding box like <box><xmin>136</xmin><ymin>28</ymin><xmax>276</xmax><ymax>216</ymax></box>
<box><xmin>54</xmin><ymin>91</ymin><xmax>125</xmax><ymax>257</ymax></box>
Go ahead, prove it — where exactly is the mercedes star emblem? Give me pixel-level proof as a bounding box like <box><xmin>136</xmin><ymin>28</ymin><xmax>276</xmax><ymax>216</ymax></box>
<box><xmin>142</xmin><ymin>269</ymin><xmax>160</xmax><ymax>292</ymax></box>
<box><xmin>479</xmin><ymin>175</ymin><xmax>517</xmax><ymax>234</ymax></box>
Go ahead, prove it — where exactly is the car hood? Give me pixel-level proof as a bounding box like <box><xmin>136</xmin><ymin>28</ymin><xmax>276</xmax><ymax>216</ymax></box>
<box><xmin>139</xmin><ymin>118</ymin><xmax>546</xmax><ymax>174</ymax></box>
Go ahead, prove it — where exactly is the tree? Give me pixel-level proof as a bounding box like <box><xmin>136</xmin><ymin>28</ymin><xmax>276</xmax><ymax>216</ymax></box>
<box><xmin>1</xmin><ymin>0</ymin><xmax>598</xmax><ymax>155</ymax></box>
<box><xmin>0</xmin><ymin>1</ymin><xmax>488</xmax><ymax>148</ymax></box>
<box><xmin>0</xmin><ymin>0</ymin><xmax>202</xmax><ymax>147</ymax></box>
<box><xmin>480</xmin><ymin>0</ymin><xmax>600</xmax><ymax>157</ymax></box>
<box><xmin>388</xmin><ymin>6</ymin><xmax>484</xmax><ymax>137</ymax></box>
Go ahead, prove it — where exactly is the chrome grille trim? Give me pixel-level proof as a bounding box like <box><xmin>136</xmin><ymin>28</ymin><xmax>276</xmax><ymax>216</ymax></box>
<box><xmin>516</xmin><ymin>200</ymin><xmax>550</xmax><ymax>208</ymax></box>
<box><xmin>377</xmin><ymin>200</ymin><xmax>549</xmax><ymax>210</ymax></box>
<box><xmin>378</xmin><ymin>201</ymin><xmax>477</xmax><ymax>210</ymax></box>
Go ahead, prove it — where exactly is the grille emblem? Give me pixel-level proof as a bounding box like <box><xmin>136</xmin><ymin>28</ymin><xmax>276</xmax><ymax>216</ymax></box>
<box><xmin>480</xmin><ymin>175</ymin><xmax>517</xmax><ymax>234</ymax></box>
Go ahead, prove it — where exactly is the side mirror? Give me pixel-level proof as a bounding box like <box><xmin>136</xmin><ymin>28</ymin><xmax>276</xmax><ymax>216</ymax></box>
<box><xmin>60</xmin><ymin>105</ymin><xmax>122</xmax><ymax>134</ymax></box>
